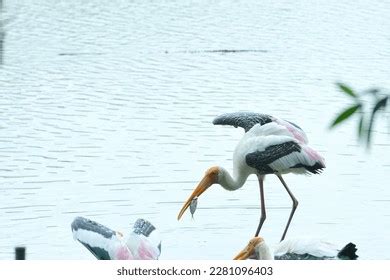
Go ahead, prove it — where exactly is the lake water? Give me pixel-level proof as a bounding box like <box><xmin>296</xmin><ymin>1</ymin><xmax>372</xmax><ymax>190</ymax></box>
<box><xmin>0</xmin><ymin>0</ymin><xmax>389</xmax><ymax>260</ymax></box>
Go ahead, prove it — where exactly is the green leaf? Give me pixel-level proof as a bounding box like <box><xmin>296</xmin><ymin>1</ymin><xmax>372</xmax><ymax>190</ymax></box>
<box><xmin>373</xmin><ymin>96</ymin><xmax>388</xmax><ymax>114</ymax></box>
<box><xmin>357</xmin><ymin>114</ymin><xmax>364</xmax><ymax>139</ymax></box>
<box><xmin>366</xmin><ymin>96</ymin><xmax>388</xmax><ymax>146</ymax></box>
<box><xmin>330</xmin><ymin>104</ymin><xmax>361</xmax><ymax>128</ymax></box>
<box><xmin>337</xmin><ymin>83</ymin><xmax>357</xmax><ymax>98</ymax></box>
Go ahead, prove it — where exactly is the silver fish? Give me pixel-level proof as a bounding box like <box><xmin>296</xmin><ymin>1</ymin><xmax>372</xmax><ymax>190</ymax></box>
<box><xmin>190</xmin><ymin>196</ymin><xmax>198</xmax><ymax>219</ymax></box>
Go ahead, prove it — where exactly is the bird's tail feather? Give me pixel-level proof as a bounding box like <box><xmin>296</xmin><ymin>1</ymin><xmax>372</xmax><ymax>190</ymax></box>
<box><xmin>337</xmin><ymin>242</ymin><xmax>358</xmax><ymax>260</ymax></box>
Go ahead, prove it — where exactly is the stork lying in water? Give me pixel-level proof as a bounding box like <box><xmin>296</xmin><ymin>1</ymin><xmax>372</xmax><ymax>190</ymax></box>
<box><xmin>234</xmin><ymin>236</ymin><xmax>358</xmax><ymax>260</ymax></box>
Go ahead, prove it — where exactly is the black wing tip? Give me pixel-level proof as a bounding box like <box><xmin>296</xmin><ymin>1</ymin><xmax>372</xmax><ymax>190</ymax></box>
<box><xmin>212</xmin><ymin>115</ymin><xmax>223</xmax><ymax>125</ymax></box>
<box><xmin>212</xmin><ymin>112</ymin><xmax>261</xmax><ymax>124</ymax></box>
<box><xmin>71</xmin><ymin>216</ymin><xmax>115</xmax><ymax>239</ymax></box>
<box><xmin>305</xmin><ymin>162</ymin><xmax>326</xmax><ymax>174</ymax></box>
<box><xmin>71</xmin><ymin>216</ymin><xmax>101</xmax><ymax>230</ymax></box>
<box><xmin>212</xmin><ymin>112</ymin><xmax>273</xmax><ymax>133</ymax></box>
<box><xmin>71</xmin><ymin>216</ymin><xmax>88</xmax><ymax>231</ymax></box>
<box><xmin>337</xmin><ymin>242</ymin><xmax>358</xmax><ymax>260</ymax></box>
<box><xmin>311</xmin><ymin>167</ymin><xmax>325</xmax><ymax>174</ymax></box>
<box><xmin>212</xmin><ymin>113</ymin><xmax>234</xmax><ymax>125</ymax></box>
<box><xmin>133</xmin><ymin>218</ymin><xmax>156</xmax><ymax>237</ymax></box>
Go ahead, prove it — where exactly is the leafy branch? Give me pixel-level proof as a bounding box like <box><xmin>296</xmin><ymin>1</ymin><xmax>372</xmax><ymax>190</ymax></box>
<box><xmin>330</xmin><ymin>83</ymin><xmax>389</xmax><ymax>148</ymax></box>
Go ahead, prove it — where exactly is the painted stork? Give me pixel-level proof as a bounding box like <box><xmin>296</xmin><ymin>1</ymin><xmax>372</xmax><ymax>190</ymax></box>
<box><xmin>177</xmin><ymin>112</ymin><xmax>325</xmax><ymax>241</ymax></box>
<box><xmin>234</xmin><ymin>236</ymin><xmax>358</xmax><ymax>260</ymax></box>
<box><xmin>71</xmin><ymin>217</ymin><xmax>161</xmax><ymax>260</ymax></box>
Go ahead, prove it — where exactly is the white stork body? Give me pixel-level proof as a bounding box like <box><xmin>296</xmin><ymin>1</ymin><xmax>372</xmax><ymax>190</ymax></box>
<box><xmin>71</xmin><ymin>217</ymin><xmax>161</xmax><ymax>260</ymax></box>
<box><xmin>234</xmin><ymin>237</ymin><xmax>358</xmax><ymax>260</ymax></box>
<box><xmin>234</xmin><ymin>123</ymin><xmax>322</xmax><ymax>176</ymax></box>
<box><xmin>178</xmin><ymin>112</ymin><xmax>325</xmax><ymax>241</ymax></box>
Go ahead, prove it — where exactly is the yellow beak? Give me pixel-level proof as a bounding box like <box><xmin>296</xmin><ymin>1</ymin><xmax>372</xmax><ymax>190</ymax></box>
<box><xmin>177</xmin><ymin>171</ymin><xmax>217</xmax><ymax>220</ymax></box>
<box><xmin>233</xmin><ymin>246</ymin><xmax>253</xmax><ymax>260</ymax></box>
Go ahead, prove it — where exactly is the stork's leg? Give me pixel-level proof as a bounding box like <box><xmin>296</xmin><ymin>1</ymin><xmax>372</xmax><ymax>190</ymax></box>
<box><xmin>277</xmin><ymin>174</ymin><xmax>298</xmax><ymax>241</ymax></box>
<box><xmin>255</xmin><ymin>175</ymin><xmax>266</xmax><ymax>237</ymax></box>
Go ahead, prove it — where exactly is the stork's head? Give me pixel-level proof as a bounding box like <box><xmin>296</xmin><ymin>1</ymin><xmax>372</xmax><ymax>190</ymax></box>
<box><xmin>177</xmin><ymin>166</ymin><xmax>220</xmax><ymax>220</ymax></box>
<box><xmin>233</xmin><ymin>237</ymin><xmax>266</xmax><ymax>260</ymax></box>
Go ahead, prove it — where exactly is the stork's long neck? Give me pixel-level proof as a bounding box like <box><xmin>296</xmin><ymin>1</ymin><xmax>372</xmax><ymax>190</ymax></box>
<box><xmin>218</xmin><ymin>166</ymin><xmax>250</xmax><ymax>191</ymax></box>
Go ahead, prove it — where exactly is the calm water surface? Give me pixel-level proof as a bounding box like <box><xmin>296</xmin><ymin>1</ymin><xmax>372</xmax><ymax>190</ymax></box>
<box><xmin>0</xmin><ymin>0</ymin><xmax>389</xmax><ymax>259</ymax></box>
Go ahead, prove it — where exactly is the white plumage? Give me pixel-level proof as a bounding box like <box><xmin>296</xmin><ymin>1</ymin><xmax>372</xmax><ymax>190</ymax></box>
<box><xmin>72</xmin><ymin>227</ymin><xmax>125</xmax><ymax>258</ymax></box>
<box><xmin>234</xmin><ymin>123</ymin><xmax>324</xmax><ymax>175</ymax></box>
<box><xmin>275</xmin><ymin>238</ymin><xmax>339</xmax><ymax>258</ymax></box>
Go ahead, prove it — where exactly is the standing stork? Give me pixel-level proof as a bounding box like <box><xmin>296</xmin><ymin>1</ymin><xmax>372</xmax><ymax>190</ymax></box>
<box><xmin>177</xmin><ymin>112</ymin><xmax>325</xmax><ymax>241</ymax></box>
<box><xmin>71</xmin><ymin>217</ymin><xmax>161</xmax><ymax>260</ymax></box>
<box><xmin>234</xmin><ymin>236</ymin><xmax>358</xmax><ymax>260</ymax></box>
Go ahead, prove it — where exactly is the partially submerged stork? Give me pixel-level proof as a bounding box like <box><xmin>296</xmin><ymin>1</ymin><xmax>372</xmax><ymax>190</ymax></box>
<box><xmin>234</xmin><ymin>236</ymin><xmax>358</xmax><ymax>260</ymax></box>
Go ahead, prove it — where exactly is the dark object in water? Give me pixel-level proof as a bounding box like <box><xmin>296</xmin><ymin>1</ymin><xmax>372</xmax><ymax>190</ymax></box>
<box><xmin>15</xmin><ymin>247</ymin><xmax>26</xmax><ymax>260</ymax></box>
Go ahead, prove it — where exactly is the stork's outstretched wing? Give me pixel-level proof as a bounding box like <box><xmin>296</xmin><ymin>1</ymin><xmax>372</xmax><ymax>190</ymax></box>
<box><xmin>71</xmin><ymin>216</ymin><xmax>124</xmax><ymax>260</ymax></box>
<box><xmin>213</xmin><ymin>112</ymin><xmax>273</xmax><ymax>132</ymax></box>
<box><xmin>213</xmin><ymin>112</ymin><xmax>308</xmax><ymax>144</ymax></box>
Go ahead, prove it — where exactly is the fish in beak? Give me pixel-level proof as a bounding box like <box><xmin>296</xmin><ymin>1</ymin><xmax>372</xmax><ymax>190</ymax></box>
<box><xmin>233</xmin><ymin>237</ymin><xmax>264</xmax><ymax>260</ymax></box>
<box><xmin>177</xmin><ymin>166</ymin><xmax>219</xmax><ymax>220</ymax></box>
<box><xmin>190</xmin><ymin>196</ymin><xmax>198</xmax><ymax>218</ymax></box>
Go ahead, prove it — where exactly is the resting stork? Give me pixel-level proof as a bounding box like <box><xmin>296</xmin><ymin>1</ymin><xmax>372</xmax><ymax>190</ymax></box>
<box><xmin>234</xmin><ymin>236</ymin><xmax>358</xmax><ymax>260</ymax></box>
